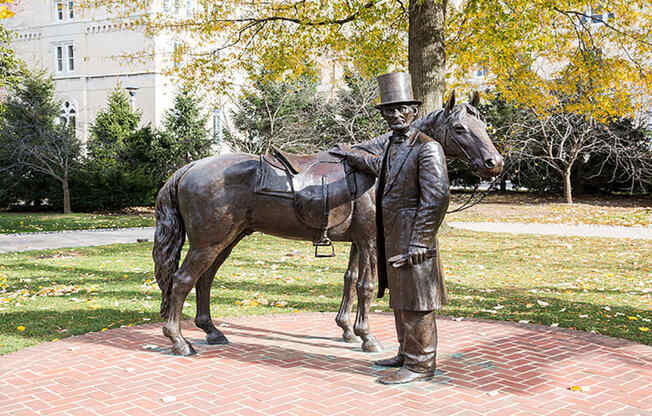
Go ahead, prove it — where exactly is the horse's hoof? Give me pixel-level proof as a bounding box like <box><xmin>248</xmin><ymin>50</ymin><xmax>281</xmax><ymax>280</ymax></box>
<box><xmin>172</xmin><ymin>342</ymin><xmax>197</xmax><ymax>356</ymax></box>
<box><xmin>206</xmin><ymin>333</ymin><xmax>230</xmax><ymax>345</ymax></box>
<box><xmin>362</xmin><ymin>339</ymin><xmax>383</xmax><ymax>353</ymax></box>
<box><xmin>342</xmin><ymin>332</ymin><xmax>361</xmax><ymax>343</ymax></box>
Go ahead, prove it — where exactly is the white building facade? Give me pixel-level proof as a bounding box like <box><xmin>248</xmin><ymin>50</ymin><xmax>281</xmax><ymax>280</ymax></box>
<box><xmin>4</xmin><ymin>0</ymin><xmax>207</xmax><ymax>142</ymax></box>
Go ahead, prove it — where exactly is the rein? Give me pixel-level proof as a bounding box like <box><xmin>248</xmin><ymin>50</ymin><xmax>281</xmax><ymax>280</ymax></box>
<box><xmin>446</xmin><ymin>172</ymin><xmax>505</xmax><ymax>214</ymax></box>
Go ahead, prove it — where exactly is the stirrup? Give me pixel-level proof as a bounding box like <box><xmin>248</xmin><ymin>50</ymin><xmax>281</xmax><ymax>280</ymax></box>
<box><xmin>314</xmin><ymin>175</ymin><xmax>335</xmax><ymax>258</ymax></box>
<box><xmin>314</xmin><ymin>235</ymin><xmax>335</xmax><ymax>258</ymax></box>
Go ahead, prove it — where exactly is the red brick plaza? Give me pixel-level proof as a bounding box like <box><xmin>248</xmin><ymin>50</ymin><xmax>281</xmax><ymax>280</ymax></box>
<box><xmin>1</xmin><ymin>312</ymin><xmax>650</xmax><ymax>416</ymax></box>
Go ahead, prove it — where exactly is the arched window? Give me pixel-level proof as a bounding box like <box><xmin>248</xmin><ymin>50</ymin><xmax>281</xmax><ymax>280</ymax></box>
<box><xmin>60</xmin><ymin>101</ymin><xmax>76</xmax><ymax>130</ymax></box>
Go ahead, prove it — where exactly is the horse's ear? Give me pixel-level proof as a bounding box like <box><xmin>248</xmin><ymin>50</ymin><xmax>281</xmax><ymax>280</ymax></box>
<box><xmin>444</xmin><ymin>90</ymin><xmax>456</xmax><ymax>113</ymax></box>
<box><xmin>470</xmin><ymin>91</ymin><xmax>480</xmax><ymax>108</ymax></box>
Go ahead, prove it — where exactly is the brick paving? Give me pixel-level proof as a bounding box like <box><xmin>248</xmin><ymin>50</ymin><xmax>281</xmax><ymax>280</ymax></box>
<box><xmin>0</xmin><ymin>312</ymin><xmax>650</xmax><ymax>416</ymax></box>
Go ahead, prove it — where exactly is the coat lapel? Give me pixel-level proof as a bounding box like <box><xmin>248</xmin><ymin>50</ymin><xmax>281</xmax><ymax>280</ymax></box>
<box><xmin>383</xmin><ymin>131</ymin><xmax>417</xmax><ymax>196</ymax></box>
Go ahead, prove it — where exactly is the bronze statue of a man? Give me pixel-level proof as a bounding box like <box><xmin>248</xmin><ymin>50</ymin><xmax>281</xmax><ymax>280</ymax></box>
<box><xmin>331</xmin><ymin>72</ymin><xmax>449</xmax><ymax>384</ymax></box>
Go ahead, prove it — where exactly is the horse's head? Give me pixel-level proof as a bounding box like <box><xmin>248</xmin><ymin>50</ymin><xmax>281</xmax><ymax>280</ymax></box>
<box><xmin>430</xmin><ymin>91</ymin><xmax>504</xmax><ymax>178</ymax></box>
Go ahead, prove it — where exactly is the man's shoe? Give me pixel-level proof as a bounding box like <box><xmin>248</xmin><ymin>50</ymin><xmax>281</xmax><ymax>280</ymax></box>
<box><xmin>377</xmin><ymin>367</ymin><xmax>434</xmax><ymax>385</ymax></box>
<box><xmin>373</xmin><ymin>355</ymin><xmax>404</xmax><ymax>368</ymax></box>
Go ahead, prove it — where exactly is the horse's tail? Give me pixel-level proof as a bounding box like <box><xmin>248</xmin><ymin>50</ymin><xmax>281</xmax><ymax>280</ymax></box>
<box><xmin>153</xmin><ymin>162</ymin><xmax>195</xmax><ymax>320</ymax></box>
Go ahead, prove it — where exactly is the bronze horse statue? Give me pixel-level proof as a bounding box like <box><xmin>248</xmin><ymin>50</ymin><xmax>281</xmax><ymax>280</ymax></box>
<box><xmin>153</xmin><ymin>92</ymin><xmax>503</xmax><ymax>356</ymax></box>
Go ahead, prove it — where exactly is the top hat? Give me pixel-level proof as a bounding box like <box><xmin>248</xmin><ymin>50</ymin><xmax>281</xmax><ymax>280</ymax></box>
<box><xmin>375</xmin><ymin>72</ymin><xmax>422</xmax><ymax>108</ymax></box>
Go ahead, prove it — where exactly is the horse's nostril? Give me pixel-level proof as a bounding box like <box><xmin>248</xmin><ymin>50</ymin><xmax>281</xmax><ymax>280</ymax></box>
<box><xmin>485</xmin><ymin>159</ymin><xmax>496</xmax><ymax>168</ymax></box>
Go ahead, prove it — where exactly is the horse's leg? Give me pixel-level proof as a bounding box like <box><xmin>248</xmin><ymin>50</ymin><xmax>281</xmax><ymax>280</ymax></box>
<box><xmin>354</xmin><ymin>239</ymin><xmax>382</xmax><ymax>352</ymax></box>
<box><xmin>162</xmin><ymin>245</ymin><xmax>220</xmax><ymax>356</ymax></box>
<box><xmin>194</xmin><ymin>234</ymin><xmax>246</xmax><ymax>344</ymax></box>
<box><xmin>335</xmin><ymin>243</ymin><xmax>361</xmax><ymax>343</ymax></box>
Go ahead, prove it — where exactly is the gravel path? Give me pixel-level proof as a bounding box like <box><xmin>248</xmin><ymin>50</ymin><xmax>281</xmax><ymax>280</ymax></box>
<box><xmin>0</xmin><ymin>227</ymin><xmax>155</xmax><ymax>253</ymax></box>
<box><xmin>449</xmin><ymin>222</ymin><xmax>652</xmax><ymax>240</ymax></box>
<box><xmin>1</xmin><ymin>221</ymin><xmax>650</xmax><ymax>253</ymax></box>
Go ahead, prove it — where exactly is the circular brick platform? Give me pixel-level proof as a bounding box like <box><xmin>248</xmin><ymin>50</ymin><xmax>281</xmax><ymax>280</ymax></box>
<box><xmin>1</xmin><ymin>313</ymin><xmax>650</xmax><ymax>416</ymax></box>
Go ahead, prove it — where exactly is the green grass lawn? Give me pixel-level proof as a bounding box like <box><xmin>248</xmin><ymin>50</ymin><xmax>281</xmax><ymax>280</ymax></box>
<box><xmin>0</xmin><ymin>212</ymin><xmax>155</xmax><ymax>234</ymax></box>
<box><xmin>0</xmin><ymin>230</ymin><xmax>649</xmax><ymax>355</ymax></box>
<box><xmin>450</xmin><ymin>193</ymin><xmax>652</xmax><ymax>227</ymax></box>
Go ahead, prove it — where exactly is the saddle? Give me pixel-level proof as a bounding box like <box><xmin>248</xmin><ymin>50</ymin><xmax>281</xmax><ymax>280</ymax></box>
<box><xmin>255</xmin><ymin>147</ymin><xmax>359</xmax><ymax>257</ymax></box>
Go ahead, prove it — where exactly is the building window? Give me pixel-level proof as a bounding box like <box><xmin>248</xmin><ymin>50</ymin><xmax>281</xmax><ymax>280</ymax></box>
<box><xmin>126</xmin><ymin>87</ymin><xmax>138</xmax><ymax>109</ymax></box>
<box><xmin>56</xmin><ymin>46</ymin><xmax>64</xmax><ymax>71</ymax></box>
<box><xmin>56</xmin><ymin>1</ymin><xmax>74</xmax><ymax>21</ymax></box>
<box><xmin>186</xmin><ymin>0</ymin><xmax>195</xmax><ymax>16</ymax></box>
<box><xmin>581</xmin><ymin>3</ymin><xmax>615</xmax><ymax>25</ymax></box>
<box><xmin>54</xmin><ymin>43</ymin><xmax>75</xmax><ymax>73</ymax></box>
<box><xmin>68</xmin><ymin>45</ymin><xmax>74</xmax><ymax>71</ymax></box>
<box><xmin>173</xmin><ymin>42</ymin><xmax>184</xmax><ymax>68</ymax></box>
<box><xmin>60</xmin><ymin>101</ymin><xmax>76</xmax><ymax>130</ymax></box>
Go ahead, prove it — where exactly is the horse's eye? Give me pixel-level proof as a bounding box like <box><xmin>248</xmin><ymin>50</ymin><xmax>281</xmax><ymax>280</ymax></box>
<box><xmin>454</xmin><ymin>125</ymin><xmax>466</xmax><ymax>133</ymax></box>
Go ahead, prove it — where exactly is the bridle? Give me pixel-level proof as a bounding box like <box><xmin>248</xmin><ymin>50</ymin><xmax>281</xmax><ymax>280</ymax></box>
<box><xmin>433</xmin><ymin>107</ymin><xmax>473</xmax><ymax>163</ymax></box>
<box><xmin>433</xmin><ymin>107</ymin><xmax>505</xmax><ymax>214</ymax></box>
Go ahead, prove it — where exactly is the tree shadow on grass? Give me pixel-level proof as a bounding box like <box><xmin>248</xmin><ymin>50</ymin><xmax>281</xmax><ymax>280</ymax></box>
<box><xmin>4</xmin><ymin>262</ymin><xmax>345</xmax><ymax>299</ymax></box>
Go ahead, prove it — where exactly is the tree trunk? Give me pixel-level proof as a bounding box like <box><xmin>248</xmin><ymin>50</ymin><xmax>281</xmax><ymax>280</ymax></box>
<box><xmin>563</xmin><ymin>168</ymin><xmax>573</xmax><ymax>204</ymax></box>
<box><xmin>62</xmin><ymin>178</ymin><xmax>72</xmax><ymax>214</ymax></box>
<box><xmin>409</xmin><ymin>0</ymin><xmax>446</xmax><ymax>115</ymax></box>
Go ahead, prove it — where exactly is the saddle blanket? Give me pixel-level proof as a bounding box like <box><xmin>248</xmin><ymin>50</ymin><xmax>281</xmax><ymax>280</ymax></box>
<box><xmin>255</xmin><ymin>155</ymin><xmax>294</xmax><ymax>198</ymax></box>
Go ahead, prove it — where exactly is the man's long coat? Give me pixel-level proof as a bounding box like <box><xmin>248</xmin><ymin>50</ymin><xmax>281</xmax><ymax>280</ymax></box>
<box><xmin>349</xmin><ymin>130</ymin><xmax>450</xmax><ymax>311</ymax></box>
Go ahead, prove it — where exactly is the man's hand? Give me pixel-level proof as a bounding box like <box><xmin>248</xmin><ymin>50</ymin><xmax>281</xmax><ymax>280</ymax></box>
<box><xmin>408</xmin><ymin>245</ymin><xmax>428</xmax><ymax>266</ymax></box>
<box><xmin>329</xmin><ymin>144</ymin><xmax>353</xmax><ymax>159</ymax></box>
<box><xmin>329</xmin><ymin>148</ymin><xmax>349</xmax><ymax>158</ymax></box>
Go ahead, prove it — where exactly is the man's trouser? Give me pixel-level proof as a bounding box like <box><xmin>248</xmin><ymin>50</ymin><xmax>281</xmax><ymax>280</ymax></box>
<box><xmin>394</xmin><ymin>309</ymin><xmax>437</xmax><ymax>373</ymax></box>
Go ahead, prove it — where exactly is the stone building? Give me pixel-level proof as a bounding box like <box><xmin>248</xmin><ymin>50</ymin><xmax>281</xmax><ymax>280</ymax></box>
<box><xmin>4</xmin><ymin>0</ymin><xmax>226</xmax><ymax>143</ymax></box>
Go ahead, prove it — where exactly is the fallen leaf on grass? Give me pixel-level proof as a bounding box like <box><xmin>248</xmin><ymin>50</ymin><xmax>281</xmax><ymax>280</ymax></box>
<box><xmin>35</xmin><ymin>285</ymin><xmax>81</xmax><ymax>297</ymax></box>
<box><xmin>235</xmin><ymin>293</ymin><xmax>269</xmax><ymax>307</ymax></box>
<box><xmin>4</xmin><ymin>289</ymin><xmax>30</xmax><ymax>299</ymax></box>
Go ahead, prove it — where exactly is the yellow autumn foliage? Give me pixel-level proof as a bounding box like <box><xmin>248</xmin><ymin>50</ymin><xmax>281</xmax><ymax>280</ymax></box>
<box><xmin>0</xmin><ymin>0</ymin><xmax>14</xmax><ymax>18</ymax></box>
<box><xmin>78</xmin><ymin>0</ymin><xmax>649</xmax><ymax>121</ymax></box>
<box><xmin>0</xmin><ymin>6</ymin><xmax>15</xmax><ymax>19</ymax></box>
